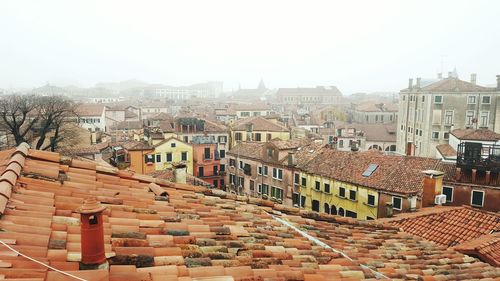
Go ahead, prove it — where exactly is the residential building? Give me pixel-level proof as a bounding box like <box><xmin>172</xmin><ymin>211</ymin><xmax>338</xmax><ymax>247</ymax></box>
<box><xmin>397</xmin><ymin>73</ymin><xmax>500</xmax><ymax>158</ymax></box>
<box><xmin>350</xmin><ymin>102</ymin><xmax>398</xmax><ymax>124</ymax></box>
<box><xmin>144</xmin><ymin>81</ymin><xmax>222</xmax><ymax>100</ymax></box>
<box><xmin>299</xmin><ymin>149</ymin><xmax>441</xmax><ymax>219</ymax></box>
<box><xmin>437</xmin><ymin>128</ymin><xmax>500</xmax><ymax>161</ymax></box>
<box><xmin>76</xmin><ymin>104</ymin><xmax>106</xmax><ymax>132</ymax></box>
<box><xmin>192</xmin><ymin>136</ymin><xmax>224</xmax><ymax>188</ymax></box>
<box><xmin>139</xmin><ymin>103</ymin><xmax>169</xmax><ymax>120</ymax></box>
<box><xmin>153</xmin><ymin>136</ymin><xmax>193</xmax><ymax>174</ymax></box>
<box><xmin>229</xmin><ymin>116</ymin><xmax>290</xmax><ymax>149</ymax></box>
<box><xmin>105</xmin><ymin>105</ymin><xmax>140</xmax><ymax>128</ymax></box>
<box><xmin>226</xmin><ymin>138</ymin><xmax>318</xmax><ymax>205</ymax></box>
<box><xmin>1</xmin><ymin>145</ymin><xmax>498</xmax><ymax>280</ymax></box>
<box><xmin>231</xmin><ymin>103</ymin><xmax>272</xmax><ymax>119</ymax></box>
<box><xmin>276</xmin><ymin>86</ymin><xmax>343</xmax><ymax>107</ymax></box>
<box><xmin>112</xmin><ymin>141</ymin><xmax>155</xmax><ymax>174</ymax></box>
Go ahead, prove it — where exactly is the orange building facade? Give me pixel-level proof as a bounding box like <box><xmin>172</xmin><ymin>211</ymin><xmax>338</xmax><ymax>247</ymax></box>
<box><xmin>192</xmin><ymin>139</ymin><xmax>224</xmax><ymax>188</ymax></box>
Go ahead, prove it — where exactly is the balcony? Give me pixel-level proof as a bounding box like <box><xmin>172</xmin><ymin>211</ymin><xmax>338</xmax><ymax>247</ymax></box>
<box><xmin>457</xmin><ymin>142</ymin><xmax>500</xmax><ymax>172</ymax></box>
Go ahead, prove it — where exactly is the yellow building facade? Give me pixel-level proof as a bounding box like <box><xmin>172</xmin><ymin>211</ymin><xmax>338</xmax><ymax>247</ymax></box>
<box><xmin>153</xmin><ymin>137</ymin><xmax>193</xmax><ymax>174</ymax></box>
<box><xmin>299</xmin><ymin>172</ymin><xmax>379</xmax><ymax>220</ymax></box>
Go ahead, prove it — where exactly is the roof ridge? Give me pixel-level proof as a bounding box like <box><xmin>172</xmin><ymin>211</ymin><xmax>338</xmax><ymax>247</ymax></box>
<box><xmin>0</xmin><ymin>143</ymin><xmax>29</xmax><ymax>214</ymax></box>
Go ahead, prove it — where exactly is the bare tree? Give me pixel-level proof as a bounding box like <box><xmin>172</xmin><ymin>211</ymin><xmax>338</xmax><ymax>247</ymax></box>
<box><xmin>0</xmin><ymin>94</ymin><xmax>79</xmax><ymax>151</ymax></box>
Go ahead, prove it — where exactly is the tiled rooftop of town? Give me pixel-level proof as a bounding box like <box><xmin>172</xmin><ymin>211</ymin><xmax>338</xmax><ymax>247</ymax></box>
<box><xmin>0</xmin><ymin>144</ymin><xmax>498</xmax><ymax>280</ymax></box>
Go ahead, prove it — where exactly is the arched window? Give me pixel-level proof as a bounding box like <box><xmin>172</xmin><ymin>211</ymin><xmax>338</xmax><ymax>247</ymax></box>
<box><xmin>324</xmin><ymin>203</ymin><xmax>330</xmax><ymax>214</ymax></box>
<box><xmin>331</xmin><ymin>205</ymin><xmax>337</xmax><ymax>215</ymax></box>
<box><xmin>338</xmin><ymin>207</ymin><xmax>345</xmax><ymax>217</ymax></box>
<box><xmin>312</xmin><ymin>200</ymin><xmax>320</xmax><ymax>212</ymax></box>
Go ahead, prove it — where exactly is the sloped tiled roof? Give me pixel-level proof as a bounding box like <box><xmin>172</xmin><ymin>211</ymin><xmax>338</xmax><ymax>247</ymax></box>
<box><xmin>402</xmin><ymin>77</ymin><xmax>495</xmax><ymax>92</ymax></box>
<box><xmin>436</xmin><ymin>144</ymin><xmax>457</xmax><ymax>158</ymax></box>
<box><xmin>227</xmin><ymin>142</ymin><xmax>265</xmax><ymax>159</ymax></box>
<box><xmin>302</xmin><ymin>149</ymin><xmax>440</xmax><ymax>195</ymax></box>
<box><xmin>277</xmin><ymin>86</ymin><xmax>342</xmax><ymax>96</ymax></box>
<box><xmin>233</xmin><ymin>117</ymin><xmax>289</xmax><ymax>132</ymax></box>
<box><xmin>386</xmin><ymin>206</ymin><xmax>500</xmax><ymax>247</ymax></box>
<box><xmin>454</xmin><ymin>233</ymin><xmax>500</xmax><ymax>267</ymax></box>
<box><xmin>0</xmin><ymin>144</ymin><xmax>499</xmax><ymax>280</ymax></box>
<box><xmin>451</xmin><ymin>128</ymin><xmax>500</xmax><ymax>141</ymax></box>
<box><xmin>77</xmin><ymin>104</ymin><xmax>105</xmax><ymax>117</ymax></box>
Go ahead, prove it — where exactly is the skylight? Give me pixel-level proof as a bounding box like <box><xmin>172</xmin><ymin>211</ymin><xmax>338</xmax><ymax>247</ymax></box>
<box><xmin>362</xmin><ymin>164</ymin><xmax>379</xmax><ymax>177</ymax></box>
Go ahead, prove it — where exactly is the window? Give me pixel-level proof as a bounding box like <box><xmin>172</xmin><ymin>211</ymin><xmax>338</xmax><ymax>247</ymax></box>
<box><xmin>258</xmin><ymin>166</ymin><xmax>262</xmax><ymax>175</ymax></box>
<box><xmin>432</xmin><ymin>132</ymin><xmax>439</xmax><ymax>139</ymax></box>
<box><xmin>300</xmin><ymin>196</ymin><xmax>306</xmax><ymax>208</ymax></box>
<box><xmin>324</xmin><ymin>183</ymin><xmax>330</xmax><ymax>193</ymax></box>
<box><xmin>156</xmin><ymin>154</ymin><xmax>161</xmax><ymax>163</ymax></box>
<box><xmin>271</xmin><ymin>186</ymin><xmax>283</xmax><ymax>200</ymax></box>
<box><xmin>312</xmin><ymin>200</ymin><xmax>320</xmax><ymax>212</ymax></box>
<box><xmin>403</xmin><ymin>95</ymin><xmax>405</xmax><ymax>101</ymax></box>
<box><xmin>235</xmin><ymin>132</ymin><xmax>242</xmax><ymax>141</ymax></box>
<box><xmin>261</xmin><ymin>184</ymin><xmax>269</xmax><ymax>195</ymax></box>
<box><xmin>324</xmin><ymin>203</ymin><xmax>330</xmax><ymax>214</ymax></box>
<box><xmin>444</xmin><ymin>110</ymin><xmax>453</xmax><ymax>125</ymax></box>
<box><xmin>213</xmin><ymin>180</ymin><xmax>218</xmax><ymax>188</ymax></box>
<box><xmin>181</xmin><ymin>152</ymin><xmax>187</xmax><ymax>161</ymax></box>
<box><xmin>466</xmin><ymin>111</ymin><xmax>475</xmax><ymax>125</ymax></box>
<box><xmin>349</xmin><ymin>190</ymin><xmax>356</xmax><ymax>201</ymax></box>
<box><xmin>301</xmin><ymin>177</ymin><xmax>306</xmax><ymax>186</ymax></box>
<box><xmin>277</xmin><ymin>169</ymin><xmax>283</xmax><ymax>180</ymax></box>
<box><xmin>480</xmin><ymin>111</ymin><xmax>489</xmax><ymax>127</ymax></box>
<box><xmin>292</xmin><ymin>193</ymin><xmax>300</xmax><ymax>206</ymax></box>
<box><xmin>145</xmin><ymin>154</ymin><xmax>154</xmax><ymax>163</ymax></box>
<box><xmin>204</xmin><ymin>147</ymin><xmax>211</xmax><ymax>159</ymax></box>
<box><xmin>367</xmin><ymin>194</ymin><xmax>375</xmax><ymax>206</ymax></box>
<box><xmin>339</xmin><ymin>187</ymin><xmax>346</xmax><ymax>198</ymax></box>
<box><xmin>471</xmin><ymin>190</ymin><xmax>484</xmax><ymax>207</ymax></box>
<box><xmin>263</xmin><ymin>166</ymin><xmax>268</xmax><ymax>176</ymax></box>
<box><xmin>220</xmin><ymin>164</ymin><xmax>225</xmax><ymax>172</ymax></box>
<box><xmin>434</xmin><ymin>95</ymin><xmax>443</xmax><ymax>104</ymax></box>
<box><xmin>219</xmin><ymin>150</ymin><xmax>225</xmax><ymax>158</ymax></box>
<box><xmin>339</xmin><ymin>140</ymin><xmax>343</xmax><ymax>147</ymax></box>
<box><xmin>444</xmin><ymin>132</ymin><xmax>450</xmax><ymax>139</ymax></box>
<box><xmin>218</xmin><ymin>136</ymin><xmax>227</xmax><ymax>143</ymax></box>
<box><xmin>229</xmin><ymin>158</ymin><xmax>236</xmax><ymax>167</ymax></box>
<box><xmin>266</xmin><ymin>133</ymin><xmax>272</xmax><ymax>141</ymax></box>
<box><xmin>243</xmin><ymin>164</ymin><xmax>251</xmax><ymax>176</ymax></box>
<box><xmin>198</xmin><ymin>167</ymin><xmax>204</xmax><ymax>177</ymax></box>
<box><xmin>366</xmin><ymin>216</ymin><xmax>375</xmax><ymax>220</ymax></box>
<box><xmin>442</xmin><ymin>186</ymin><xmax>453</xmax><ymax>202</ymax></box>
<box><xmin>482</xmin><ymin>96</ymin><xmax>491</xmax><ymax>104</ymax></box>
<box><xmin>346</xmin><ymin>210</ymin><xmax>357</xmax><ymax>218</ymax></box>
<box><xmin>267</xmin><ymin>148</ymin><xmax>273</xmax><ymax>157</ymax></box>
<box><xmin>338</xmin><ymin>207</ymin><xmax>345</xmax><ymax>217</ymax></box>
<box><xmin>166</xmin><ymin>153</ymin><xmax>172</xmax><ymax>162</ymax></box>
<box><xmin>392</xmin><ymin>196</ymin><xmax>402</xmax><ymax>210</ymax></box>
<box><xmin>315</xmin><ymin>181</ymin><xmax>320</xmax><ymax>190</ymax></box>
<box><xmin>422</xmin><ymin>96</ymin><xmax>425</xmax><ymax>102</ymax></box>
<box><xmin>255</xmin><ymin>133</ymin><xmax>262</xmax><ymax>141</ymax></box>
<box><xmin>183</xmin><ymin>136</ymin><xmax>189</xmax><ymax>143</ymax></box>
<box><xmin>171</xmin><ymin>143</ymin><xmax>176</xmax><ymax>148</ymax></box>
<box><xmin>239</xmin><ymin>161</ymin><xmax>243</xmax><ymax>169</ymax></box>
<box><xmin>467</xmin><ymin>95</ymin><xmax>477</xmax><ymax>104</ymax></box>
<box><xmin>272</xmin><ymin>168</ymin><xmax>277</xmax><ymax>178</ymax></box>
<box><xmin>362</xmin><ymin>164</ymin><xmax>378</xmax><ymax>177</ymax></box>
<box><xmin>294</xmin><ymin>173</ymin><xmax>300</xmax><ymax>185</ymax></box>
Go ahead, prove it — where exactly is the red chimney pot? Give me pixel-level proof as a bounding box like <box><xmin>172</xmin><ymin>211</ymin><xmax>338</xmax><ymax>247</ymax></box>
<box><xmin>77</xmin><ymin>197</ymin><xmax>106</xmax><ymax>265</ymax></box>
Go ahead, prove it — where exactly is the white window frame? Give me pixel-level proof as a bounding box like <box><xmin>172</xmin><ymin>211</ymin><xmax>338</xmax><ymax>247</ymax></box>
<box><xmin>482</xmin><ymin>95</ymin><xmax>491</xmax><ymax>104</ymax></box>
<box><xmin>467</xmin><ymin>95</ymin><xmax>477</xmax><ymax>104</ymax></box>
<box><xmin>480</xmin><ymin>111</ymin><xmax>490</xmax><ymax>127</ymax></box>
<box><xmin>434</xmin><ymin>95</ymin><xmax>443</xmax><ymax>104</ymax></box>
<box><xmin>367</xmin><ymin>194</ymin><xmax>376</xmax><ymax>206</ymax></box>
<box><xmin>466</xmin><ymin>111</ymin><xmax>475</xmax><ymax>126</ymax></box>
<box><xmin>471</xmin><ymin>190</ymin><xmax>485</xmax><ymax>207</ymax></box>
<box><xmin>444</xmin><ymin>110</ymin><xmax>454</xmax><ymax>125</ymax></box>
<box><xmin>442</xmin><ymin>186</ymin><xmax>454</xmax><ymax>202</ymax></box>
<box><xmin>392</xmin><ymin>196</ymin><xmax>402</xmax><ymax>210</ymax></box>
<box><xmin>431</xmin><ymin>131</ymin><xmax>439</xmax><ymax>139</ymax></box>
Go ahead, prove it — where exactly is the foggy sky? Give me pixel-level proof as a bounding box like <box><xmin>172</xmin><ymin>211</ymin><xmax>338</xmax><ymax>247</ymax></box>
<box><xmin>1</xmin><ymin>0</ymin><xmax>499</xmax><ymax>94</ymax></box>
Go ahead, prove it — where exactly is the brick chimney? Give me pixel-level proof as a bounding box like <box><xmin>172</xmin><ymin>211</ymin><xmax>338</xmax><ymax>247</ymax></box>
<box><xmin>471</xmin><ymin>73</ymin><xmax>477</xmax><ymax>85</ymax></box>
<box><xmin>76</xmin><ymin>197</ymin><xmax>107</xmax><ymax>269</ymax></box>
<box><xmin>422</xmin><ymin>170</ymin><xmax>444</xmax><ymax>208</ymax></box>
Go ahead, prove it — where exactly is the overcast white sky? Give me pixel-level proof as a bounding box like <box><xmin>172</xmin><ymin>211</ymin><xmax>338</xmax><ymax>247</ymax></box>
<box><xmin>1</xmin><ymin>0</ymin><xmax>499</xmax><ymax>94</ymax></box>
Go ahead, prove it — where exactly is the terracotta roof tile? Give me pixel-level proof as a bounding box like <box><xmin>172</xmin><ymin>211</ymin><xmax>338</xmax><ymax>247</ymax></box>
<box><xmin>0</xmin><ymin>143</ymin><xmax>498</xmax><ymax>280</ymax></box>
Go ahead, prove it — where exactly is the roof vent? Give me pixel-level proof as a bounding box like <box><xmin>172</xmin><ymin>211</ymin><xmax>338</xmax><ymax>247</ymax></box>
<box><xmin>362</xmin><ymin>164</ymin><xmax>379</xmax><ymax>177</ymax></box>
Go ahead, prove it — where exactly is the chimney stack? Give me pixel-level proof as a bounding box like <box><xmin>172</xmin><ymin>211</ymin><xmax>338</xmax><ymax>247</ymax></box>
<box><xmin>77</xmin><ymin>197</ymin><xmax>107</xmax><ymax>268</ymax></box>
<box><xmin>416</xmin><ymin>77</ymin><xmax>421</xmax><ymax>89</ymax></box>
<box><xmin>408</xmin><ymin>78</ymin><xmax>413</xmax><ymax>90</ymax></box>
<box><xmin>437</xmin><ymin>73</ymin><xmax>443</xmax><ymax>80</ymax></box>
<box><xmin>496</xmin><ymin>75</ymin><xmax>500</xmax><ymax>90</ymax></box>
<box><xmin>421</xmin><ymin>170</ymin><xmax>444</xmax><ymax>208</ymax></box>
<box><xmin>173</xmin><ymin>163</ymin><xmax>187</xmax><ymax>184</ymax></box>
<box><xmin>471</xmin><ymin>73</ymin><xmax>477</xmax><ymax>85</ymax></box>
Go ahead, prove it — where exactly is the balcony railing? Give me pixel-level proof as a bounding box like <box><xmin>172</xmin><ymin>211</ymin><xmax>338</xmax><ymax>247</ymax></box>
<box><xmin>457</xmin><ymin>142</ymin><xmax>500</xmax><ymax>172</ymax></box>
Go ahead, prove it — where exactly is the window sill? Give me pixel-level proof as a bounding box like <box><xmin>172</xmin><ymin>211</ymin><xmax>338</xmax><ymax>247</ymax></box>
<box><xmin>363</xmin><ymin>202</ymin><xmax>376</xmax><ymax>208</ymax></box>
<box><xmin>348</xmin><ymin>198</ymin><xmax>358</xmax><ymax>202</ymax></box>
<box><xmin>471</xmin><ymin>204</ymin><xmax>484</xmax><ymax>208</ymax></box>
<box><xmin>335</xmin><ymin>194</ymin><xmax>346</xmax><ymax>199</ymax></box>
